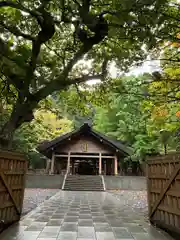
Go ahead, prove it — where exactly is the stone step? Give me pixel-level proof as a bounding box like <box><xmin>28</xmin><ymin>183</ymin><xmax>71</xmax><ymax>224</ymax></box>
<box><xmin>64</xmin><ymin>183</ymin><xmax>104</xmax><ymax>186</ymax></box>
<box><xmin>65</xmin><ymin>176</ymin><xmax>100</xmax><ymax>179</ymax></box>
<box><xmin>65</xmin><ymin>181</ymin><xmax>102</xmax><ymax>184</ymax></box>
<box><xmin>64</xmin><ymin>186</ymin><xmax>103</xmax><ymax>188</ymax></box>
<box><xmin>63</xmin><ymin>175</ymin><xmax>104</xmax><ymax>191</ymax></box>
<box><xmin>64</xmin><ymin>186</ymin><xmax>102</xmax><ymax>189</ymax></box>
<box><xmin>64</xmin><ymin>184</ymin><xmax>103</xmax><ymax>187</ymax></box>
<box><xmin>64</xmin><ymin>189</ymin><xmax>104</xmax><ymax>191</ymax></box>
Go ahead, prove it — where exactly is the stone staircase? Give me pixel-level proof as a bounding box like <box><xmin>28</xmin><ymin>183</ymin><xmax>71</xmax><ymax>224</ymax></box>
<box><xmin>63</xmin><ymin>175</ymin><xmax>105</xmax><ymax>191</ymax></box>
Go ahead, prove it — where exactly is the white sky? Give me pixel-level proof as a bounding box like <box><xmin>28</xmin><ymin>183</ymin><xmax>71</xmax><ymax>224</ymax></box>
<box><xmin>127</xmin><ymin>59</ymin><xmax>160</xmax><ymax>76</ymax></box>
<box><xmin>87</xmin><ymin>59</ymin><xmax>161</xmax><ymax>85</ymax></box>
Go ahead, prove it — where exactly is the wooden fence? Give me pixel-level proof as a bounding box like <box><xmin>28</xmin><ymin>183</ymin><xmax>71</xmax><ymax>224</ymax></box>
<box><xmin>0</xmin><ymin>150</ymin><xmax>27</xmax><ymax>232</ymax></box>
<box><xmin>147</xmin><ymin>153</ymin><xmax>180</xmax><ymax>236</ymax></box>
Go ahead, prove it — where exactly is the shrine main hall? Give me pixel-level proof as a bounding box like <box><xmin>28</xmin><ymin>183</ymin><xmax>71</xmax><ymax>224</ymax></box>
<box><xmin>37</xmin><ymin>123</ymin><xmax>132</xmax><ymax>175</ymax></box>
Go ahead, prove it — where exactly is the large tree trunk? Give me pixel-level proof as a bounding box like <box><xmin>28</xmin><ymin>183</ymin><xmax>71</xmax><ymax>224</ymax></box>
<box><xmin>0</xmin><ymin>118</ymin><xmax>17</xmax><ymax>149</ymax></box>
<box><xmin>0</xmin><ymin>100</ymin><xmax>35</xmax><ymax>149</ymax></box>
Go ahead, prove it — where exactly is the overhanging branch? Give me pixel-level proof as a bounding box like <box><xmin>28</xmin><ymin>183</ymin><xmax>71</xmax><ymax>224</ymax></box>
<box><xmin>0</xmin><ymin>21</ymin><xmax>35</xmax><ymax>41</ymax></box>
<box><xmin>0</xmin><ymin>1</ymin><xmax>40</xmax><ymax>18</ymax></box>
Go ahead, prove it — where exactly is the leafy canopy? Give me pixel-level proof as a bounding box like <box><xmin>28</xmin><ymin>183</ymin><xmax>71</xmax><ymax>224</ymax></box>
<box><xmin>0</xmin><ymin>0</ymin><xmax>174</xmax><ymax>134</ymax></box>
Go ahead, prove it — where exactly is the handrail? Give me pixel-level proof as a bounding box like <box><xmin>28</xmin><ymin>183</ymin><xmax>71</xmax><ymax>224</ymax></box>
<box><xmin>62</xmin><ymin>173</ymin><xmax>67</xmax><ymax>190</ymax></box>
<box><xmin>62</xmin><ymin>154</ymin><xmax>70</xmax><ymax>190</ymax></box>
<box><xmin>101</xmin><ymin>175</ymin><xmax>106</xmax><ymax>191</ymax></box>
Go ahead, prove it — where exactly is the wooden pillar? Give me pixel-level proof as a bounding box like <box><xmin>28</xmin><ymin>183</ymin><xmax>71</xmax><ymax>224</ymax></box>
<box><xmin>114</xmin><ymin>155</ymin><xmax>118</xmax><ymax>175</ymax></box>
<box><xmin>50</xmin><ymin>152</ymin><xmax>55</xmax><ymax>174</ymax></box>
<box><xmin>67</xmin><ymin>152</ymin><xmax>71</xmax><ymax>174</ymax></box>
<box><xmin>99</xmin><ymin>153</ymin><xmax>102</xmax><ymax>175</ymax></box>
<box><xmin>46</xmin><ymin>159</ymin><xmax>51</xmax><ymax>174</ymax></box>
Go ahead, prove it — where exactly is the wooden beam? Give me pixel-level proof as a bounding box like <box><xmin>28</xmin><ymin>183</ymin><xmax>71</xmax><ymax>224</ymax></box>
<box><xmin>55</xmin><ymin>154</ymin><xmax>115</xmax><ymax>159</ymax></box>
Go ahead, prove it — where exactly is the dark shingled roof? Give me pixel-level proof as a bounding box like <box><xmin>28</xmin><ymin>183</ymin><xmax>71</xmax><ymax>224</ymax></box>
<box><xmin>37</xmin><ymin>123</ymin><xmax>133</xmax><ymax>158</ymax></box>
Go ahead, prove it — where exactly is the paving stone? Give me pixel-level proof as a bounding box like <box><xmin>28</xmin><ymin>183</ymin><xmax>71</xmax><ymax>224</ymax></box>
<box><xmin>112</xmin><ymin>227</ymin><xmax>133</xmax><ymax>239</ymax></box>
<box><xmin>78</xmin><ymin>226</ymin><xmax>96</xmax><ymax>238</ymax></box>
<box><xmin>60</xmin><ymin>223</ymin><xmax>78</xmax><ymax>231</ymax></box>
<box><xmin>91</xmin><ymin>212</ymin><xmax>105</xmax><ymax>216</ymax></box>
<box><xmin>80</xmin><ymin>211</ymin><xmax>91</xmax><ymax>214</ymax></box>
<box><xmin>109</xmin><ymin>220</ymin><xmax>124</xmax><ymax>227</ymax></box>
<box><xmin>17</xmin><ymin>231</ymin><xmax>41</xmax><ymax>240</ymax></box>
<box><xmin>46</xmin><ymin>219</ymin><xmax>63</xmax><ymax>226</ymax></box>
<box><xmin>78</xmin><ymin>219</ymin><xmax>94</xmax><ymax>226</ymax></box>
<box><xmin>36</xmin><ymin>216</ymin><xmax>51</xmax><ymax>222</ymax></box>
<box><xmin>128</xmin><ymin>225</ymin><xmax>146</xmax><ymax>233</ymax></box>
<box><xmin>51</xmin><ymin>214</ymin><xmax>65</xmax><ymax>219</ymax></box>
<box><xmin>94</xmin><ymin>223</ymin><xmax>112</xmax><ymax>232</ymax></box>
<box><xmin>64</xmin><ymin>216</ymin><xmax>79</xmax><ymax>222</ymax></box>
<box><xmin>96</xmin><ymin>232</ymin><xmax>115</xmax><ymax>240</ymax></box>
<box><xmin>38</xmin><ymin>226</ymin><xmax>60</xmax><ymax>238</ymax></box>
<box><xmin>79</xmin><ymin>214</ymin><xmax>92</xmax><ymax>219</ymax></box>
<box><xmin>25</xmin><ymin>222</ymin><xmax>47</xmax><ymax>231</ymax></box>
<box><xmin>66</xmin><ymin>212</ymin><xmax>79</xmax><ymax>216</ymax></box>
<box><xmin>93</xmin><ymin>216</ymin><xmax>107</xmax><ymax>223</ymax></box>
<box><xmin>57</xmin><ymin>231</ymin><xmax>77</xmax><ymax>240</ymax></box>
<box><xmin>37</xmin><ymin>238</ymin><xmax>57</xmax><ymax>240</ymax></box>
<box><xmin>19</xmin><ymin>219</ymin><xmax>34</xmax><ymax>226</ymax></box>
<box><xmin>77</xmin><ymin>239</ymin><xmax>95</xmax><ymax>240</ymax></box>
<box><xmin>131</xmin><ymin>233</ymin><xmax>153</xmax><ymax>240</ymax></box>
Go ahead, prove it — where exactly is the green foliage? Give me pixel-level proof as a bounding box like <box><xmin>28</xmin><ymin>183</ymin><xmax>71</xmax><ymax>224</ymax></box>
<box><xmin>94</xmin><ymin>73</ymin><xmax>180</xmax><ymax>162</ymax></box>
<box><xmin>0</xmin><ymin>0</ymin><xmax>178</xmax><ymax>146</ymax></box>
<box><xmin>12</xmin><ymin>109</ymin><xmax>73</xmax><ymax>168</ymax></box>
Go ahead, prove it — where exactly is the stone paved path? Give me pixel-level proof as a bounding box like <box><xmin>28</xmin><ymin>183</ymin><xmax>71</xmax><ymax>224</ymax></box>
<box><xmin>0</xmin><ymin>191</ymin><xmax>174</xmax><ymax>240</ymax></box>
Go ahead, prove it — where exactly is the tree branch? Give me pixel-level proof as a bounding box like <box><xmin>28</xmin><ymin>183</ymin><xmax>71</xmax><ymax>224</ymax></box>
<box><xmin>30</xmin><ymin>45</ymin><xmax>93</xmax><ymax>102</ymax></box>
<box><xmin>0</xmin><ymin>21</ymin><xmax>35</xmax><ymax>41</ymax></box>
<box><xmin>72</xmin><ymin>0</ymin><xmax>81</xmax><ymax>8</ymax></box>
<box><xmin>27</xmin><ymin>9</ymin><xmax>55</xmax><ymax>88</ymax></box>
<box><xmin>0</xmin><ymin>1</ymin><xmax>40</xmax><ymax>18</ymax></box>
<box><xmin>0</xmin><ymin>38</ymin><xmax>9</xmax><ymax>56</ymax></box>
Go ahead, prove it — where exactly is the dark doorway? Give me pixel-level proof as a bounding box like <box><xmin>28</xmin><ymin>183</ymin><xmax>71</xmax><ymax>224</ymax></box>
<box><xmin>106</xmin><ymin>158</ymin><xmax>113</xmax><ymax>175</ymax></box>
<box><xmin>77</xmin><ymin>161</ymin><xmax>95</xmax><ymax>175</ymax></box>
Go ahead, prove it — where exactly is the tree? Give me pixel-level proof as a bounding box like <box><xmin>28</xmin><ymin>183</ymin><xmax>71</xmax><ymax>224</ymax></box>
<box><xmin>12</xmin><ymin>109</ymin><xmax>72</xmax><ymax>168</ymax></box>
<box><xmin>0</xmin><ymin>0</ymin><xmax>175</xmax><ymax>147</ymax></box>
<box><xmin>94</xmin><ymin>75</ymin><xmax>160</xmax><ymax>161</ymax></box>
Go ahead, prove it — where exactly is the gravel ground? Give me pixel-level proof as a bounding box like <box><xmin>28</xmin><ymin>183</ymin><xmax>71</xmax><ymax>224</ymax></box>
<box><xmin>109</xmin><ymin>190</ymin><xmax>148</xmax><ymax>219</ymax></box>
<box><xmin>22</xmin><ymin>188</ymin><xmax>59</xmax><ymax>215</ymax></box>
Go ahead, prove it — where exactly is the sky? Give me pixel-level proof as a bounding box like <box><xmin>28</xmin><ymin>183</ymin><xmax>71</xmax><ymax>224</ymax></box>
<box><xmin>87</xmin><ymin>59</ymin><xmax>161</xmax><ymax>85</ymax></box>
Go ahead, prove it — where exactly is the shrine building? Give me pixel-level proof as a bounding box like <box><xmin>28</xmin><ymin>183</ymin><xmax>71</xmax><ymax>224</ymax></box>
<box><xmin>37</xmin><ymin>123</ymin><xmax>132</xmax><ymax>175</ymax></box>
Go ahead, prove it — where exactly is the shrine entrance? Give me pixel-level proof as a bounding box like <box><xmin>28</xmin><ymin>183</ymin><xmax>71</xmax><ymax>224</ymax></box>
<box><xmin>77</xmin><ymin>161</ymin><xmax>95</xmax><ymax>175</ymax></box>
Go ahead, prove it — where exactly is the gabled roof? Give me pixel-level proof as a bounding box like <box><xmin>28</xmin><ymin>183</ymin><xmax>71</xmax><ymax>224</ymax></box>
<box><xmin>37</xmin><ymin>123</ymin><xmax>133</xmax><ymax>158</ymax></box>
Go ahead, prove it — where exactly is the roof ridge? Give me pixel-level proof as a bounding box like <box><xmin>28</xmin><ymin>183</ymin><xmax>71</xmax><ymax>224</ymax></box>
<box><xmin>37</xmin><ymin>122</ymin><xmax>133</xmax><ymax>157</ymax></box>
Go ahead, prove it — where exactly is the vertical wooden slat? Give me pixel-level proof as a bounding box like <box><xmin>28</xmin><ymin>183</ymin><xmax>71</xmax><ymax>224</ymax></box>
<box><xmin>0</xmin><ymin>150</ymin><xmax>27</xmax><ymax>231</ymax></box>
<box><xmin>147</xmin><ymin>154</ymin><xmax>180</xmax><ymax>236</ymax></box>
